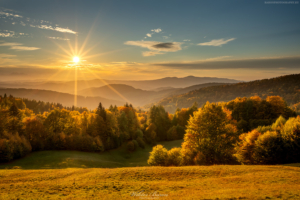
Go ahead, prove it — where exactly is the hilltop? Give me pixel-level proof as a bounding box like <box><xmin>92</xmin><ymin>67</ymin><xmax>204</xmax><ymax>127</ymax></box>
<box><xmin>156</xmin><ymin>74</ymin><xmax>300</xmax><ymax>113</ymax></box>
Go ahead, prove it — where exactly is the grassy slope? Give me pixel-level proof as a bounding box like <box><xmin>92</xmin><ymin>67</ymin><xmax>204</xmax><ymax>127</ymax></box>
<box><xmin>1</xmin><ymin>165</ymin><xmax>300</xmax><ymax>199</ymax></box>
<box><xmin>0</xmin><ymin>140</ymin><xmax>183</xmax><ymax>169</ymax></box>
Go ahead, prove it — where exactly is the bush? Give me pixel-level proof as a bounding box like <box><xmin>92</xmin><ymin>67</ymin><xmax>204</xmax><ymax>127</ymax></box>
<box><xmin>253</xmin><ymin>131</ymin><xmax>287</xmax><ymax>164</ymax></box>
<box><xmin>136</xmin><ymin>129</ymin><xmax>143</xmax><ymax>138</ymax></box>
<box><xmin>132</xmin><ymin>139</ymin><xmax>139</xmax><ymax>150</ymax></box>
<box><xmin>167</xmin><ymin>147</ymin><xmax>182</xmax><ymax>166</ymax></box>
<box><xmin>0</xmin><ymin>132</ymin><xmax>32</xmax><ymax>162</ymax></box>
<box><xmin>136</xmin><ymin>137</ymin><xmax>145</xmax><ymax>149</ymax></box>
<box><xmin>234</xmin><ymin>129</ymin><xmax>261</xmax><ymax>164</ymax></box>
<box><xmin>147</xmin><ymin>145</ymin><xmax>168</xmax><ymax>166</ymax></box>
<box><xmin>127</xmin><ymin>141</ymin><xmax>135</xmax><ymax>151</ymax></box>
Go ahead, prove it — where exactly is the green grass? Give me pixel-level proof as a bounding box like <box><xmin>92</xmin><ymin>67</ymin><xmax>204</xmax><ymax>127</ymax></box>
<box><xmin>0</xmin><ymin>139</ymin><xmax>183</xmax><ymax>169</ymax></box>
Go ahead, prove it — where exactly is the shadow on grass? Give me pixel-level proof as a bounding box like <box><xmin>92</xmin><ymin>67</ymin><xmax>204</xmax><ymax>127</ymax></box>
<box><xmin>0</xmin><ymin>139</ymin><xmax>183</xmax><ymax>170</ymax></box>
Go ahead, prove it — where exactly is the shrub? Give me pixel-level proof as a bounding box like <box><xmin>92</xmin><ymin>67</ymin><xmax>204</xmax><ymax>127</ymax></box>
<box><xmin>253</xmin><ymin>131</ymin><xmax>287</xmax><ymax>164</ymax></box>
<box><xmin>167</xmin><ymin>147</ymin><xmax>182</xmax><ymax>166</ymax></box>
<box><xmin>136</xmin><ymin>137</ymin><xmax>145</xmax><ymax>149</ymax></box>
<box><xmin>147</xmin><ymin>145</ymin><xmax>168</xmax><ymax>166</ymax></box>
<box><xmin>234</xmin><ymin>129</ymin><xmax>261</xmax><ymax>164</ymax></box>
<box><xmin>127</xmin><ymin>141</ymin><xmax>135</xmax><ymax>151</ymax></box>
<box><xmin>132</xmin><ymin>139</ymin><xmax>139</xmax><ymax>150</ymax></box>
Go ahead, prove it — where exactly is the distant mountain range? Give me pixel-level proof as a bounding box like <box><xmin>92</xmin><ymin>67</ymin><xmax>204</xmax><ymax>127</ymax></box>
<box><xmin>0</xmin><ymin>89</ymin><xmax>125</xmax><ymax>109</ymax></box>
<box><xmin>155</xmin><ymin>74</ymin><xmax>300</xmax><ymax>113</ymax></box>
<box><xmin>1</xmin><ymin>74</ymin><xmax>300</xmax><ymax>112</ymax></box>
<box><xmin>78</xmin><ymin>82</ymin><xmax>229</xmax><ymax>106</ymax></box>
<box><xmin>0</xmin><ymin>76</ymin><xmax>241</xmax><ymax>94</ymax></box>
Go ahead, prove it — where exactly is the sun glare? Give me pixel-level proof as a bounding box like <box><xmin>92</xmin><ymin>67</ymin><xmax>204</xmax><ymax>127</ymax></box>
<box><xmin>73</xmin><ymin>56</ymin><xmax>80</xmax><ymax>63</ymax></box>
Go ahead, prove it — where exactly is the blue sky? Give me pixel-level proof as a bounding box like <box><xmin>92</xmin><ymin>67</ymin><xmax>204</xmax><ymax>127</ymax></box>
<box><xmin>0</xmin><ymin>0</ymin><xmax>300</xmax><ymax>81</ymax></box>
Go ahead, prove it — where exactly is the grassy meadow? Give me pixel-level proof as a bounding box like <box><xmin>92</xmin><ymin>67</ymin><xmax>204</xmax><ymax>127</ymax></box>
<box><xmin>1</xmin><ymin>139</ymin><xmax>300</xmax><ymax>199</ymax></box>
<box><xmin>1</xmin><ymin>165</ymin><xmax>300</xmax><ymax>199</ymax></box>
<box><xmin>0</xmin><ymin>140</ymin><xmax>183</xmax><ymax>169</ymax></box>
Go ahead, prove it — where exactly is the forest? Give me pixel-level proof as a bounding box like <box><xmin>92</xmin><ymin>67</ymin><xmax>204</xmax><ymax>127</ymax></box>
<box><xmin>0</xmin><ymin>93</ymin><xmax>298</xmax><ymax>166</ymax></box>
<box><xmin>157</xmin><ymin>74</ymin><xmax>300</xmax><ymax>113</ymax></box>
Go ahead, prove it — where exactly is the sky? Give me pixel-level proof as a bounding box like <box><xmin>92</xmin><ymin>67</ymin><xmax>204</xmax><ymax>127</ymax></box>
<box><xmin>0</xmin><ymin>0</ymin><xmax>300</xmax><ymax>82</ymax></box>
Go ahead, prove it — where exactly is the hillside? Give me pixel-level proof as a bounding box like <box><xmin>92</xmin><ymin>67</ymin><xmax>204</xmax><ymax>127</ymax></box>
<box><xmin>0</xmin><ymin>165</ymin><xmax>299</xmax><ymax>199</ymax></box>
<box><xmin>79</xmin><ymin>83</ymin><xmax>231</xmax><ymax>107</ymax></box>
<box><xmin>0</xmin><ymin>88</ymin><xmax>125</xmax><ymax>109</ymax></box>
<box><xmin>78</xmin><ymin>84</ymin><xmax>168</xmax><ymax>106</ymax></box>
<box><xmin>0</xmin><ymin>76</ymin><xmax>240</xmax><ymax>94</ymax></box>
<box><xmin>157</xmin><ymin>74</ymin><xmax>300</xmax><ymax>113</ymax></box>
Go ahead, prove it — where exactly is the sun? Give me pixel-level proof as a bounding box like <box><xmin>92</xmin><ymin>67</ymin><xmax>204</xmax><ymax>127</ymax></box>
<box><xmin>73</xmin><ymin>56</ymin><xmax>80</xmax><ymax>63</ymax></box>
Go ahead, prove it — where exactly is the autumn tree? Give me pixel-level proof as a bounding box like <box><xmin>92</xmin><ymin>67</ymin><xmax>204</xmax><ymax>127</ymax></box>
<box><xmin>181</xmin><ymin>102</ymin><xmax>238</xmax><ymax>165</ymax></box>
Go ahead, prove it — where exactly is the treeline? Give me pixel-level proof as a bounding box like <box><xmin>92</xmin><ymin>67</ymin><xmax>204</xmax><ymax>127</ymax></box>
<box><xmin>157</xmin><ymin>74</ymin><xmax>300</xmax><ymax>113</ymax></box>
<box><xmin>0</xmin><ymin>95</ymin><xmax>197</xmax><ymax>162</ymax></box>
<box><xmin>148</xmin><ymin>96</ymin><xmax>299</xmax><ymax>166</ymax></box>
<box><xmin>1</xmin><ymin>93</ymin><xmax>89</xmax><ymax>114</ymax></box>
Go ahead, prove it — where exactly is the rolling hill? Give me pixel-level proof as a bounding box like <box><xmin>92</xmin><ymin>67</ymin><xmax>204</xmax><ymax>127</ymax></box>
<box><xmin>0</xmin><ymin>76</ymin><xmax>240</xmax><ymax>94</ymax></box>
<box><xmin>0</xmin><ymin>88</ymin><xmax>125</xmax><ymax>109</ymax></box>
<box><xmin>78</xmin><ymin>83</ymin><xmax>231</xmax><ymax>107</ymax></box>
<box><xmin>156</xmin><ymin>74</ymin><xmax>300</xmax><ymax>113</ymax></box>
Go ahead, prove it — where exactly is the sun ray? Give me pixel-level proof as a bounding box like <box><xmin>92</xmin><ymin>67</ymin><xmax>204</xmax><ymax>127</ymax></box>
<box><xmin>85</xmin><ymin>67</ymin><xmax>131</xmax><ymax>104</ymax></box>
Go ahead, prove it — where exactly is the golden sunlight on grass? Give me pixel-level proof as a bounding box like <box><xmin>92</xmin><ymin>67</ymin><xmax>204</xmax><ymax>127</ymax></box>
<box><xmin>1</xmin><ymin>165</ymin><xmax>300</xmax><ymax>199</ymax></box>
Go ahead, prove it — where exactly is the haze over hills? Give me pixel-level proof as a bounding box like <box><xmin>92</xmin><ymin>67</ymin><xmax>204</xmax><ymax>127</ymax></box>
<box><xmin>78</xmin><ymin>82</ymin><xmax>231</xmax><ymax>107</ymax></box>
<box><xmin>0</xmin><ymin>89</ymin><xmax>125</xmax><ymax>109</ymax></box>
<box><xmin>0</xmin><ymin>76</ymin><xmax>241</xmax><ymax>94</ymax></box>
<box><xmin>155</xmin><ymin>74</ymin><xmax>300</xmax><ymax>113</ymax></box>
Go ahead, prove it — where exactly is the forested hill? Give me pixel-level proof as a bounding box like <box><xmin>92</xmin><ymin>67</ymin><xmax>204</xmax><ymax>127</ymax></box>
<box><xmin>156</xmin><ymin>74</ymin><xmax>300</xmax><ymax>113</ymax></box>
<box><xmin>0</xmin><ymin>88</ymin><xmax>125</xmax><ymax>110</ymax></box>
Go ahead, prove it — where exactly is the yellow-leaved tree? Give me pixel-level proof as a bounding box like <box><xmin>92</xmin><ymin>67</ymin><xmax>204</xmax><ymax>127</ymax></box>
<box><xmin>181</xmin><ymin>102</ymin><xmax>238</xmax><ymax>165</ymax></box>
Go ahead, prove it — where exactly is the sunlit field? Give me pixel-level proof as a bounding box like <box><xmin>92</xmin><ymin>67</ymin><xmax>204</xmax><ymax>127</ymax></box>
<box><xmin>1</xmin><ymin>165</ymin><xmax>300</xmax><ymax>200</ymax></box>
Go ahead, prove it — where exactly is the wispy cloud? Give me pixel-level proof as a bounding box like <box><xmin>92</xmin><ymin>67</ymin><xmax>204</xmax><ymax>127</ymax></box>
<box><xmin>183</xmin><ymin>39</ymin><xmax>191</xmax><ymax>42</ymax></box>
<box><xmin>153</xmin><ymin>56</ymin><xmax>300</xmax><ymax>70</ymax></box>
<box><xmin>35</xmin><ymin>25</ymin><xmax>77</xmax><ymax>34</ymax></box>
<box><xmin>145</xmin><ymin>28</ymin><xmax>162</xmax><ymax>38</ymax></box>
<box><xmin>143</xmin><ymin>51</ymin><xmax>165</xmax><ymax>57</ymax></box>
<box><xmin>124</xmin><ymin>40</ymin><xmax>182</xmax><ymax>56</ymax></box>
<box><xmin>151</xmin><ymin>28</ymin><xmax>162</xmax><ymax>33</ymax></box>
<box><xmin>0</xmin><ymin>42</ymin><xmax>40</xmax><ymax>51</ymax></box>
<box><xmin>47</xmin><ymin>36</ymin><xmax>70</xmax><ymax>41</ymax></box>
<box><xmin>0</xmin><ymin>31</ymin><xmax>14</xmax><ymax>37</ymax></box>
<box><xmin>0</xmin><ymin>11</ymin><xmax>23</xmax><ymax>18</ymax></box>
<box><xmin>198</xmin><ymin>38</ymin><xmax>235</xmax><ymax>47</ymax></box>
<box><xmin>0</xmin><ymin>8</ymin><xmax>77</xmax><ymax>35</ymax></box>
<box><xmin>0</xmin><ymin>54</ymin><xmax>18</xmax><ymax>64</ymax></box>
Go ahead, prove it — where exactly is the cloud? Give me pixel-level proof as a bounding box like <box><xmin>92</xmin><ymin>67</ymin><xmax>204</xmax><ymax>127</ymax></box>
<box><xmin>183</xmin><ymin>39</ymin><xmax>191</xmax><ymax>42</ymax></box>
<box><xmin>47</xmin><ymin>37</ymin><xmax>70</xmax><ymax>41</ymax></box>
<box><xmin>0</xmin><ymin>32</ymin><xmax>14</xmax><ymax>37</ymax></box>
<box><xmin>145</xmin><ymin>28</ymin><xmax>162</xmax><ymax>38</ymax></box>
<box><xmin>153</xmin><ymin>56</ymin><xmax>300</xmax><ymax>70</ymax></box>
<box><xmin>143</xmin><ymin>51</ymin><xmax>165</xmax><ymax>57</ymax></box>
<box><xmin>0</xmin><ymin>54</ymin><xmax>18</xmax><ymax>64</ymax></box>
<box><xmin>0</xmin><ymin>42</ymin><xmax>40</xmax><ymax>51</ymax></box>
<box><xmin>162</xmin><ymin>36</ymin><xmax>169</xmax><ymax>39</ymax></box>
<box><xmin>54</xmin><ymin>27</ymin><xmax>77</xmax><ymax>34</ymax></box>
<box><xmin>0</xmin><ymin>11</ymin><xmax>23</xmax><ymax>18</ymax></box>
<box><xmin>0</xmin><ymin>9</ymin><xmax>76</xmax><ymax>35</ymax></box>
<box><xmin>125</xmin><ymin>40</ymin><xmax>182</xmax><ymax>56</ymax></box>
<box><xmin>10</xmin><ymin>46</ymin><xmax>40</xmax><ymax>51</ymax></box>
<box><xmin>151</xmin><ymin>28</ymin><xmax>162</xmax><ymax>33</ymax></box>
<box><xmin>198</xmin><ymin>38</ymin><xmax>235</xmax><ymax>47</ymax></box>
<box><xmin>125</xmin><ymin>41</ymin><xmax>182</xmax><ymax>52</ymax></box>
<box><xmin>35</xmin><ymin>25</ymin><xmax>76</xmax><ymax>34</ymax></box>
